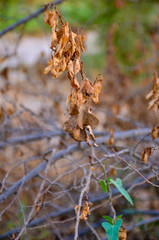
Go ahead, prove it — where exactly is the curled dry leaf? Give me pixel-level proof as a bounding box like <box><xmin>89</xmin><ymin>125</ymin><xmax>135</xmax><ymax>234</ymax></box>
<box><xmin>107</xmin><ymin>128</ymin><xmax>114</xmax><ymax>145</ymax></box>
<box><xmin>78</xmin><ymin>105</ymin><xmax>99</xmax><ymax>130</ymax></box>
<box><xmin>151</xmin><ymin>126</ymin><xmax>159</xmax><ymax>140</ymax></box>
<box><xmin>141</xmin><ymin>147</ymin><xmax>152</xmax><ymax>163</ymax></box>
<box><xmin>64</xmin><ymin>105</ymin><xmax>99</xmax><ymax>144</ymax></box>
<box><xmin>92</xmin><ymin>74</ymin><xmax>103</xmax><ymax>104</ymax></box>
<box><xmin>81</xmin><ymin>77</ymin><xmax>94</xmax><ymax>97</ymax></box>
<box><xmin>74</xmin><ymin>205</ymin><xmax>81</xmax><ymax>215</ymax></box>
<box><xmin>119</xmin><ymin>226</ymin><xmax>127</xmax><ymax>240</ymax></box>
<box><xmin>0</xmin><ymin>107</ymin><xmax>4</xmax><ymax>123</ymax></box>
<box><xmin>110</xmin><ymin>167</ymin><xmax>117</xmax><ymax>176</ymax></box>
<box><xmin>64</xmin><ymin>115</ymin><xmax>87</xmax><ymax>142</ymax></box>
<box><xmin>43</xmin><ymin>8</ymin><xmax>58</xmax><ymax>28</ymax></box>
<box><xmin>74</xmin><ymin>201</ymin><xmax>93</xmax><ymax>220</ymax></box>
<box><xmin>146</xmin><ymin>72</ymin><xmax>159</xmax><ymax>112</ymax></box>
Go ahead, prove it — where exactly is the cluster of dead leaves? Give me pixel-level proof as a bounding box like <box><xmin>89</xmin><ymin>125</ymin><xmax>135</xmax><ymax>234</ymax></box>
<box><xmin>64</xmin><ymin>74</ymin><xmax>102</xmax><ymax>145</ymax></box>
<box><xmin>74</xmin><ymin>201</ymin><xmax>93</xmax><ymax>220</ymax></box>
<box><xmin>44</xmin><ymin>6</ymin><xmax>85</xmax><ymax>80</ymax></box>
<box><xmin>44</xmin><ymin>6</ymin><xmax>102</xmax><ymax>145</ymax></box>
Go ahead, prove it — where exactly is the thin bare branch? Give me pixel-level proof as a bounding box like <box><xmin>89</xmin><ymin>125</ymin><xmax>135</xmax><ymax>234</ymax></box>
<box><xmin>0</xmin><ymin>0</ymin><xmax>65</xmax><ymax>37</ymax></box>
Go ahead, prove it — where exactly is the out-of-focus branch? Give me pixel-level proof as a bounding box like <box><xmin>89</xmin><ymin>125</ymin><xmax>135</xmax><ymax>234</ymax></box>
<box><xmin>0</xmin><ymin>127</ymin><xmax>150</xmax><ymax>149</ymax></box>
<box><xmin>127</xmin><ymin>216</ymin><xmax>159</xmax><ymax>231</ymax></box>
<box><xmin>0</xmin><ymin>128</ymin><xmax>151</xmax><ymax>204</ymax></box>
<box><xmin>74</xmin><ymin>168</ymin><xmax>93</xmax><ymax>240</ymax></box>
<box><xmin>0</xmin><ymin>0</ymin><xmax>65</xmax><ymax>37</ymax></box>
<box><xmin>0</xmin><ymin>130</ymin><xmax>65</xmax><ymax>149</ymax></box>
<box><xmin>0</xmin><ymin>176</ymin><xmax>152</xmax><ymax>239</ymax></box>
<box><xmin>111</xmin><ymin>147</ymin><xmax>159</xmax><ymax>188</ymax></box>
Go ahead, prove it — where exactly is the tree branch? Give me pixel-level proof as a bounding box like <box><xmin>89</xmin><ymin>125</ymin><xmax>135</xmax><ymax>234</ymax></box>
<box><xmin>0</xmin><ymin>176</ymin><xmax>152</xmax><ymax>239</ymax></box>
<box><xmin>0</xmin><ymin>130</ymin><xmax>65</xmax><ymax>149</ymax></box>
<box><xmin>0</xmin><ymin>0</ymin><xmax>65</xmax><ymax>37</ymax></box>
<box><xmin>0</xmin><ymin>128</ymin><xmax>151</xmax><ymax>204</ymax></box>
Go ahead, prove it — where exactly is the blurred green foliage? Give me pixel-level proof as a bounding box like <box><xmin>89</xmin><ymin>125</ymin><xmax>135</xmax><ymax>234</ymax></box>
<box><xmin>1</xmin><ymin>0</ymin><xmax>159</xmax><ymax>80</ymax></box>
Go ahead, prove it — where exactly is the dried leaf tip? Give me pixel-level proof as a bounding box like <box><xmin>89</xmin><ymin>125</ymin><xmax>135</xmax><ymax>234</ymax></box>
<box><xmin>74</xmin><ymin>201</ymin><xmax>93</xmax><ymax>220</ymax></box>
<box><xmin>146</xmin><ymin>71</ymin><xmax>159</xmax><ymax>112</ymax></box>
<box><xmin>141</xmin><ymin>147</ymin><xmax>152</xmax><ymax>163</ymax></box>
<box><xmin>119</xmin><ymin>226</ymin><xmax>127</xmax><ymax>240</ymax></box>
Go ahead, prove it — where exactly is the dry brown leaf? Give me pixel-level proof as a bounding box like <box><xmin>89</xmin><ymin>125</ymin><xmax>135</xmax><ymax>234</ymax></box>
<box><xmin>81</xmin><ymin>78</ymin><xmax>94</xmax><ymax>97</ymax></box>
<box><xmin>69</xmin><ymin>103</ymin><xmax>79</xmax><ymax>116</ymax></box>
<box><xmin>68</xmin><ymin>89</ymin><xmax>83</xmax><ymax>109</ymax></box>
<box><xmin>55</xmin><ymin>22</ymin><xmax>69</xmax><ymax>57</ymax></box>
<box><xmin>151</xmin><ymin>126</ymin><xmax>159</xmax><ymax>139</ymax></box>
<box><xmin>68</xmin><ymin>59</ymin><xmax>81</xmax><ymax>87</ymax></box>
<box><xmin>76</xmin><ymin>34</ymin><xmax>85</xmax><ymax>53</ymax></box>
<box><xmin>91</xmin><ymin>165</ymin><xmax>95</xmax><ymax>171</ymax></box>
<box><xmin>146</xmin><ymin>72</ymin><xmax>159</xmax><ymax>112</ymax></box>
<box><xmin>0</xmin><ymin>107</ymin><xmax>4</xmax><ymax>121</ymax></box>
<box><xmin>110</xmin><ymin>167</ymin><xmax>117</xmax><ymax>176</ymax></box>
<box><xmin>107</xmin><ymin>128</ymin><xmax>114</xmax><ymax>145</ymax></box>
<box><xmin>74</xmin><ymin>201</ymin><xmax>93</xmax><ymax>220</ymax></box>
<box><xmin>79</xmin><ymin>201</ymin><xmax>93</xmax><ymax>220</ymax></box>
<box><xmin>44</xmin><ymin>8</ymin><xmax>86</xmax><ymax>80</ymax></box>
<box><xmin>43</xmin><ymin>8</ymin><xmax>58</xmax><ymax>28</ymax></box>
<box><xmin>92</xmin><ymin>74</ymin><xmax>103</xmax><ymax>103</ymax></box>
<box><xmin>86</xmin><ymin>125</ymin><xmax>98</xmax><ymax>147</ymax></box>
<box><xmin>74</xmin><ymin>205</ymin><xmax>81</xmax><ymax>215</ymax></box>
<box><xmin>64</xmin><ymin>115</ymin><xmax>87</xmax><ymax>142</ymax></box>
<box><xmin>141</xmin><ymin>147</ymin><xmax>152</xmax><ymax>163</ymax></box>
<box><xmin>70</xmin><ymin>31</ymin><xmax>77</xmax><ymax>55</ymax></box>
<box><xmin>77</xmin><ymin>105</ymin><xmax>99</xmax><ymax>130</ymax></box>
<box><xmin>70</xmin><ymin>77</ymin><xmax>80</xmax><ymax>89</ymax></box>
<box><xmin>119</xmin><ymin>226</ymin><xmax>127</xmax><ymax>240</ymax></box>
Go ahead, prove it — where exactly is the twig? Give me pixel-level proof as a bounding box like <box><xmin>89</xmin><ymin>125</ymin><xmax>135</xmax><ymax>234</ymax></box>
<box><xmin>14</xmin><ymin>151</ymin><xmax>52</xmax><ymax>240</ymax></box>
<box><xmin>0</xmin><ymin>130</ymin><xmax>65</xmax><ymax>149</ymax></box>
<box><xmin>111</xmin><ymin>147</ymin><xmax>159</xmax><ymax>188</ymax></box>
<box><xmin>85</xmin><ymin>220</ymin><xmax>101</xmax><ymax>240</ymax></box>
<box><xmin>0</xmin><ymin>156</ymin><xmax>40</xmax><ymax>193</ymax></box>
<box><xmin>127</xmin><ymin>216</ymin><xmax>159</xmax><ymax>231</ymax></box>
<box><xmin>74</xmin><ymin>168</ymin><xmax>93</xmax><ymax>240</ymax></box>
<box><xmin>0</xmin><ymin>175</ymin><xmax>155</xmax><ymax>239</ymax></box>
<box><xmin>104</xmin><ymin>148</ymin><xmax>129</xmax><ymax>158</ymax></box>
<box><xmin>0</xmin><ymin>128</ymin><xmax>153</xmax><ymax>204</ymax></box>
<box><xmin>0</xmin><ymin>0</ymin><xmax>65</xmax><ymax>37</ymax></box>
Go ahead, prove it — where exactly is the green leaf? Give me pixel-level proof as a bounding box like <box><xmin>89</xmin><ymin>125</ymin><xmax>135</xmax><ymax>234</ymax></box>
<box><xmin>103</xmin><ymin>216</ymin><xmax>113</xmax><ymax>224</ymax></box>
<box><xmin>99</xmin><ymin>180</ymin><xmax>107</xmax><ymax>193</ymax></box>
<box><xmin>107</xmin><ymin>177</ymin><xmax>112</xmax><ymax>184</ymax></box>
<box><xmin>110</xmin><ymin>178</ymin><xmax>133</xmax><ymax>205</ymax></box>
<box><xmin>102</xmin><ymin>218</ymin><xmax>122</xmax><ymax>240</ymax></box>
<box><xmin>116</xmin><ymin>215</ymin><xmax>123</xmax><ymax>220</ymax></box>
